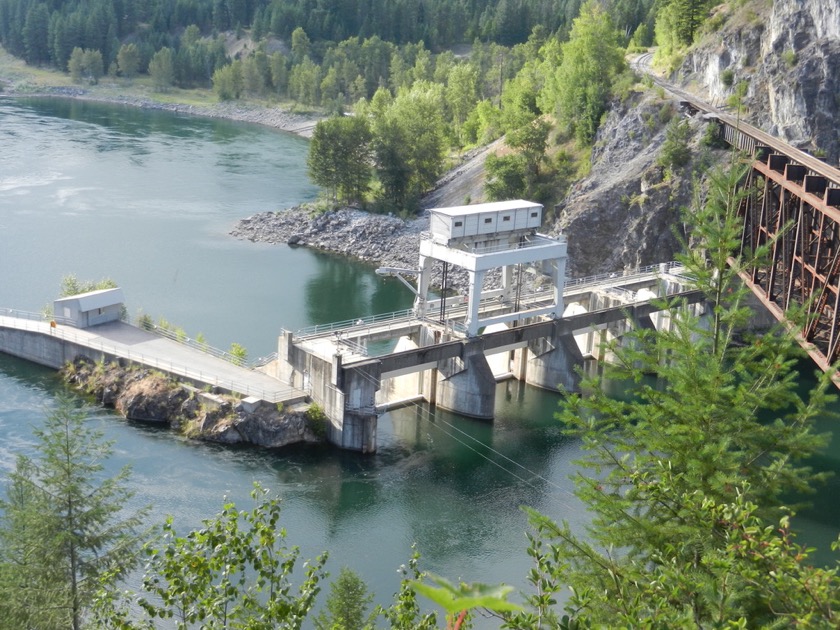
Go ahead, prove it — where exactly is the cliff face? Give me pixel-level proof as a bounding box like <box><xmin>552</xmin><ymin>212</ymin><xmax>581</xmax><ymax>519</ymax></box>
<box><xmin>682</xmin><ymin>0</ymin><xmax>840</xmax><ymax>162</ymax></box>
<box><xmin>550</xmin><ymin>92</ymin><xmax>722</xmax><ymax>276</ymax></box>
<box><xmin>551</xmin><ymin>0</ymin><xmax>838</xmax><ymax>277</ymax></box>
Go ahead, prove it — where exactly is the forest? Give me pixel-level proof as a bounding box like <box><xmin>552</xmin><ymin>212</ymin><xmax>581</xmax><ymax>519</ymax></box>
<box><xmin>0</xmin><ymin>0</ymin><xmax>714</xmax><ymax>212</ymax></box>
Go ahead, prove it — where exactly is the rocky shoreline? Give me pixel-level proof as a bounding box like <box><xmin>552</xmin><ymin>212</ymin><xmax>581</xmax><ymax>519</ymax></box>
<box><xmin>1</xmin><ymin>83</ymin><xmax>322</xmax><ymax>137</ymax></box>
<box><xmin>62</xmin><ymin>357</ymin><xmax>324</xmax><ymax>449</ymax></box>
<box><xmin>230</xmin><ymin>206</ymin><xmax>487</xmax><ymax>293</ymax></box>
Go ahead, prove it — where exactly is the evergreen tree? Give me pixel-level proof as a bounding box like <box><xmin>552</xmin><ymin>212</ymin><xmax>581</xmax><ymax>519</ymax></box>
<box><xmin>0</xmin><ymin>395</ymin><xmax>147</xmax><ymax>630</ymax></box>
<box><xmin>22</xmin><ymin>3</ymin><xmax>49</xmax><ymax>65</ymax></box>
<box><xmin>500</xmin><ymin>159</ymin><xmax>836</xmax><ymax>626</ymax></box>
<box><xmin>314</xmin><ymin>567</ymin><xmax>375</xmax><ymax>630</ymax></box>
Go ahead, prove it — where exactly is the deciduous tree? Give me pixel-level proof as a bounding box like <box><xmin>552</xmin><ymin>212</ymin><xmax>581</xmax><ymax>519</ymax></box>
<box><xmin>116</xmin><ymin>42</ymin><xmax>140</xmax><ymax>79</ymax></box>
<box><xmin>95</xmin><ymin>484</ymin><xmax>328</xmax><ymax>629</ymax></box>
<box><xmin>308</xmin><ymin>115</ymin><xmax>373</xmax><ymax>204</ymax></box>
<box><xmin>540</xmin><ymin>0</ymin><xmax>625</xmax><ymax>145</ymax></box>
<box><xmin>148</xmin><ymin>46</ymin><xmax>175</xmax><ymax>92</ymax></box>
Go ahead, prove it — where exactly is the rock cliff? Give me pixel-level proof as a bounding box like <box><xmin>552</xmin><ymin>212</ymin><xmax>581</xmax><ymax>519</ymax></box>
<box><xmin>549</xmin><ymin>91</ymin><xmax>725</xmax><ymax>276</ymax></box>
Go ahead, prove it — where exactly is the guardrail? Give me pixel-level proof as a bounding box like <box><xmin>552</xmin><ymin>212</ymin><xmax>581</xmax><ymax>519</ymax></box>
<box><xmin>0</xmin><ymin>310</ymin><xmax>305</xmax><ymax>403</ymax></box>
<box><xmin>294</xmin><ymin>308</ymin><xmax>416</xmax><ymax>338</ymax></box>
<box><xmin>292</xmin><ymin>261</ymin><xmax>693</xmax><ymax>341</ymax></box>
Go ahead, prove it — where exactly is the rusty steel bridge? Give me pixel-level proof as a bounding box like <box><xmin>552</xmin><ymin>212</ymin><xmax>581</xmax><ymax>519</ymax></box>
<box><xmin>648</xmin><ymin>63</ymin><xmax>840</xmax><ymax>374</ymax></box>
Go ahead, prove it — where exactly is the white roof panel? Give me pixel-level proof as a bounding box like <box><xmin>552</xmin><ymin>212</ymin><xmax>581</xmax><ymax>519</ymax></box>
<box><xmin>54</xmin><ymin>287</ymin><xmax>125</xmax><ymax>311</ymax></box>
<box><xmin>427</xmin><ymin>199</ymin><xmax>542</xmax><ymax>218</ymax></box>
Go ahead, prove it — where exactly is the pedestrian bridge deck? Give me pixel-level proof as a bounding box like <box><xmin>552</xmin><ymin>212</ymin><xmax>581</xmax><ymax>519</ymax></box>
<box><xmin>0</xmin><ymin>311</ymin><xmax>306</xmax><ymax>404</ymax></box>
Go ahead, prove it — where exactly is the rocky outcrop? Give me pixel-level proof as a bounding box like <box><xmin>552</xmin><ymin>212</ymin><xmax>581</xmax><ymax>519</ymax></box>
<box><xmin>231</xmin><ymin>207</ymin><xmax>485</xmax><ymax>292</ymax></box>
<box><xmin>549</xmin><ymin>91</ymin><xmax>720</xmax><ymax>276</ymax></box>
<box><xmin>680</xmin><ymin>0</ymin><xmax>840</xmax><ymax>162</ymax></box>
<box><xmin>61</xmin><ymin>357</ymin><xmax>322</xmax><ymax>449</ymax></box>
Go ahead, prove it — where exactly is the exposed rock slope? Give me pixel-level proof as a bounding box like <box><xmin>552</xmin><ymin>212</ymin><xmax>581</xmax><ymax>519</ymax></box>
<box><xmin>681</xmin><ymin>0</ymin><xmax>840</xmax><ymax>162</ymax></box>
<box><xmin>550</xmin><ymin>91</ymin><xmax>722</xmax><ymax>276</ymax></box>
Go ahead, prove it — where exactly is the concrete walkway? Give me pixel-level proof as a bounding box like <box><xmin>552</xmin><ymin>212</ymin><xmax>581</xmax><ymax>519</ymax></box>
<box><xmin>0</xmin><ymin>314</ymin><xmax>307</xmax><ymax>404</ymax></box>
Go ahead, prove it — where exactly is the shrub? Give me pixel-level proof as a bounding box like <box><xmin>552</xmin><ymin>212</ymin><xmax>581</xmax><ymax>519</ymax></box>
<box><xmin>721</xmin><ymin>68</ymin><xmax>735</xmax><ymax>87</ymax></box>
<box><xmin>305</xmin><ymin>403</ymin><xmax>328</xmax><ymax>440</ymax></box>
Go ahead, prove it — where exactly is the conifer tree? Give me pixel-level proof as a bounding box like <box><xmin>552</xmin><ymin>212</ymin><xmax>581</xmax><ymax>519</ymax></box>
<box><xmin>0</xmin><ymin>395</ymin><xmax>147</xmax><ymax>630</ymax></box>
<box><xmin>500</xmin><ymin>158</ymin><xmax>837</xmax><ymax>626</ymax></box>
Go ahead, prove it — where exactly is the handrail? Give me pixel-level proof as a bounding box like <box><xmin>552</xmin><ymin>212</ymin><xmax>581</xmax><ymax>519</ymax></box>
<box><xmin>0</xmin><ymin>312</ymin><xmax>306</xmax><ymax>403</ymax></box>
<box><xmin>290</xmin><ymin>262</ymin><xmax>692</xmax><ymax>340</ymax></box>
<box><xmin>294</xmin><ymin>308</ymin><xmax>415</xmax><ymax>338</ymax></box>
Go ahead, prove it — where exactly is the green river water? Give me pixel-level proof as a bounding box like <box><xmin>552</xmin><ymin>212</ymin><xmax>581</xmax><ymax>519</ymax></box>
<box><xmin>0</xmin><ymin>96</ymin><xmax>837</xmax><ymax>625</ymax></box>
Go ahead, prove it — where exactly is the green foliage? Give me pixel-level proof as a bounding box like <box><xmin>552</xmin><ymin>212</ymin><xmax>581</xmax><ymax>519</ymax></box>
<box><xmin>727</xmin><ymin>80</ymin><xmax>749</xmax><ymax>111</ymax></box>
<box><xmin>657</xmin><ymin>116</ymin><xmax>692</xmax><ymax>170</ymax></box>
<box><xmin>410</xmin><ymin>573</ymin><xmax>521</xmax><ymax>628</ymax></box>
<box><xmin>485</xmin><ymin>153</ymin><xmax>527</xmax><ymax>201</ymax></box>
<box><xmin>0</xmin><ymin>395</ymin><xmax>147</xmax><ymax>630</ymax></box>
<box><xmin>782</xmin><ymin>48</ymin><xmax>797</xmax><ymax>68</ymax></box>
<box><xmin>314</xmin><ymin>567</ymin><xmax>376</xmax><ymax>630</ymax></box>
<box><xmin>137</xmin><ymin>313</ymin><xmax>154</xmax><ymax>330</ymax></box>
<box><xmin>67</xmin><ymin>47</ymin><xmax>103</xmax><ymax>83</ymax></box>
<box><xmin>506</xmin><ymin>118</ymin><xmax>551</xmax><ymax>178</ymax></box>
<box><xmin>213</xmin><ymin>60</ymin><xmax>244</xmax><ymax>100</ymax></box>
<box><xmin>305</xmin><ymin>403</ymin><xmax>328</xmax><ymax>439</ymax></box>
<box><xmin>541</xmin><ymin>0</ymin><xmax>626</xmax><ymax>146</ymax></box>
<box><xmin>532</xmin><ymin>159</ymin><xmax>836</xmax><ymax>626</ymax></box>
<box><xmin>308</xmin><ymin>115</ymin><xmax>373</xmax><ymax>205</ymax></box>
<box><xmin>95</xmin><ymin>483</ymin><xmax>328</xmax><ymax>629</ymax></box>
<box><xmin>116</xmin><ymin>43</ymin><xmax>140</xmax><ymax>79</ymax></box>
<box><xmin>229</xmin><ymin>342</ymin><xmax>248</xmax><ymax>366</ymax></box>
<box><xmin>366</xmin><ymin>82</ymin><xmax>446</xmax><ymax>212</ymax></box>
<box><xmin>148</xmin><ymin>47</ymin><xmax>175</xmax><ymax>92</ymax></box>
<box><xmin>721</xmin><ymin>67</ymin><xmax>735</xmax><ymax>87</ymax></box>
<box><xmin>375</xmin><ymin>548</ymin><xmax>438</xmax><ymax>630</ymax></box>
<box><xmin>59</xmin><ymin>273</ymin><xmax>118</xmax><ymax>297</ymax></box>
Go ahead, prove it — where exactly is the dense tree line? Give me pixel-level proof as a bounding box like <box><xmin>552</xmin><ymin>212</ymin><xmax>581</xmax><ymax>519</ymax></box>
<box><xmin>0</xmin><ymin>0</ymin><xmax>659</xmax><ymax>69</ymax></box>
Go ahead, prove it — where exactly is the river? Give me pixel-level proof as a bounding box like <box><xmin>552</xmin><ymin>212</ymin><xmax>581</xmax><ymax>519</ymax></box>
<box><xmin>0</xmin><ymin>96</ymin><xmax>837</xmax><ymax>624</ymax></box>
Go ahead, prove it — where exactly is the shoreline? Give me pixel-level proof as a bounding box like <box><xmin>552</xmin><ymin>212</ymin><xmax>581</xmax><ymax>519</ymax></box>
<box><xmin>0</xmin><ymin>59</ymin><xmax>323</xmax><ymax>137</ymax></box>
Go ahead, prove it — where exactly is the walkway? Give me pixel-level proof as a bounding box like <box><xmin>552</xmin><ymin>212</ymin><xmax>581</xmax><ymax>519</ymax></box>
<box><xmin>0</xmin><ymin>311</ymin><xmax>306</xmax><ymax>404</ymax></box>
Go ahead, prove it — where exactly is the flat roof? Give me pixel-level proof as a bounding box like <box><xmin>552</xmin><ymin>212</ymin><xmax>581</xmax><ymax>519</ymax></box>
<box><xmin>54</xmin><ymin>287</ymin><xmax>125</xmax><ymax>311</ymax></box>
<box><xmin>427</xmin><ymin>199</ymin><xmax>542</xmax><ymax>218</ymax></box>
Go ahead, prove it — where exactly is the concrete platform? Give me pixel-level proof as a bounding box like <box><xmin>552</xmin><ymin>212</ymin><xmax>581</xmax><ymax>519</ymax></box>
<box><xmin>0</xmin><ymin>315</ymin><xmax>307</xmax><ymax>404</ymax></box>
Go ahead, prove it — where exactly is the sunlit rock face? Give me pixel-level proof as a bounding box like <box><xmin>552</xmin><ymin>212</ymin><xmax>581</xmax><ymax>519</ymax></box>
<box><xmin>682</xmin><ymin>0</ymin><xmax>840</xmax><ymax>163</ymax></box>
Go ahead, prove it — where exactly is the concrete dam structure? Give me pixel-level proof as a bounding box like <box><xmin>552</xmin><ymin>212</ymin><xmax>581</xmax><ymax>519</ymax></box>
<box><xmin>271</xmin><ymin>201</ymin><xmax>703</xmax><ymax>453</ymax></box>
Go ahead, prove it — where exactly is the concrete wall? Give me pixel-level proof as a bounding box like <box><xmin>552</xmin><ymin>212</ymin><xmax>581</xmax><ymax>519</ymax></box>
<box><xmin>0</xmin><ymin>326</ymin><xmax>109</xmax><ymax>369</ymax></box>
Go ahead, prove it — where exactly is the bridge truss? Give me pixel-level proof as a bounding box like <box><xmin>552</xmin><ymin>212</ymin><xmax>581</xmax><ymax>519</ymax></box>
<box><xmin>723</xmin><ymin>121</ymin><xmax>840</xmax><ymax>371</ymax></box>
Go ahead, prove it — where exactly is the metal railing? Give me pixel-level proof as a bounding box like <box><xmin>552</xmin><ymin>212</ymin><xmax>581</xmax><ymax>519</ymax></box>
<box><xmin>294</xmin><ymin>308</ymin><xmax>416</xmax><ymax>338</ymax></box>
<box><xmin>0</xmin><ymin>310</ymin><xmax>305</xmax><ymax>403</ymax></box>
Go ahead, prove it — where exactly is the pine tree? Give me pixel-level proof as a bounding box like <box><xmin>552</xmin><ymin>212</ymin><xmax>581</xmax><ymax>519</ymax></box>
<box><xmin>501</xmin><ymin>159</ymin><xmax>837</xmax><ymax>626</ymax></box>
<box><xmin>0</xmin><ymin>394</ymin><xmax>147</xmax><ymax>630</ymax></box>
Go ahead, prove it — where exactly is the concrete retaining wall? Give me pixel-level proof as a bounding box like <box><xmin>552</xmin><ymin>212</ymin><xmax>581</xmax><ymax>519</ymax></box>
<box><xmin>0</xmin><ymin>326</ymin><xmax>109</xmax><ymax>369</ymax></box>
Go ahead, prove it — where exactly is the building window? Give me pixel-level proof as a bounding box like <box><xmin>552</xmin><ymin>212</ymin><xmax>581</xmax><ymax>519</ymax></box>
<box><xmin>530</xmin><ymin>212</ymin><xmax>538</xmax><ymax>218</ymax></box>
<box><xmin>503</xmin><ymin>216</ymin><xmax>511</xmax><ymax>222</ymax></box>
<box><xmin>484</xmin><ymin>218</ymin><xmax>492</xmax><ymax>224</ymax></box>
<box><xmin>454</xmin><ymin>221</ymin><xmax>463</xmax><ymax>227</ymax></box>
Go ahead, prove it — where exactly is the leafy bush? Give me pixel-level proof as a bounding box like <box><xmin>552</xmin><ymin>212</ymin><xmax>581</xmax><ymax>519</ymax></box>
<box><xmin>305</xmin><ymin>403</ymin><xmax>328</xmax><ymax>440</ymax></box>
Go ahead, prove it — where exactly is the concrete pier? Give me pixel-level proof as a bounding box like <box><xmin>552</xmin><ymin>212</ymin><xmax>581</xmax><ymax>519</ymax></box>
<box><xmin>523</xmin><ymin>328</ymin><xmax>585</xmax><ymax>393</ymax></box>
<box><xmin>435</xmin><ymin>338</ymin><xmax>496</xmax><ymax>419</ymax></box>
